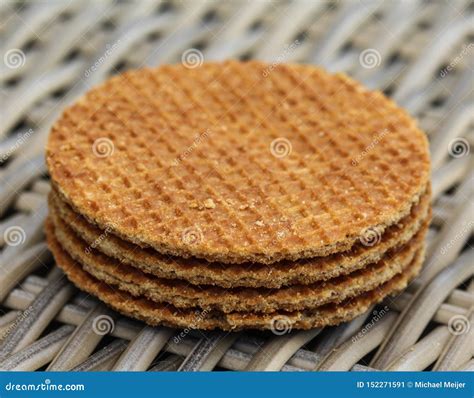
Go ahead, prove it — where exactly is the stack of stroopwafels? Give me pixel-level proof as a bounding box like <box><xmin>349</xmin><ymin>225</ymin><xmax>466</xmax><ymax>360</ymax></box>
<box><xmin>45</xmin><ymin>61</ymin><xmax>431</xmax><ymax>331</ymax></box>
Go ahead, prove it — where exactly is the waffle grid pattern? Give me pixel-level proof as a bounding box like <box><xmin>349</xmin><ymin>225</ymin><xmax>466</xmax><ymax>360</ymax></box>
<box><xmin>0</xmin><ymin>0</ymin><xmax>472</xmax><ymax>371</ymax></box>
<box><xmin>47</xmin><ymin>61</ymin><xmax>430</xmax><ymax>264</ymax></box>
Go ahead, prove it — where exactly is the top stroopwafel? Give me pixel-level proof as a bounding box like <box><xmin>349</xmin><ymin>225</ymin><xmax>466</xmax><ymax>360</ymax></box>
<box><xmin>46</xmin><ymin>60</ymin><xmax>430</xmax><ymax>264</ymax></box>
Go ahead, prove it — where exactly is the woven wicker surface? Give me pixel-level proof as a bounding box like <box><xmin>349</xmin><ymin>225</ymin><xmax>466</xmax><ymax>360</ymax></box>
<box><xmin>0</xmin><ymin>0</ymin><xmax>473</xmax><ymax>371</ymax></box>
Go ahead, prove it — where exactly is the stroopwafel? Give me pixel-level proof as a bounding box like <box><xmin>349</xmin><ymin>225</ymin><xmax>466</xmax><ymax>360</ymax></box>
<box><xmin>48</xmin><ymin>185</ymin><xmax>430</xmax><ymax>288</ymax></box>
<box><xmin>45</xmin><ymin>61</ymin><xmax>431</xmax><ymax>331</ymax></box>
<box><xmin>45</xmin><ymin>219</ymin><xmax>425</xmax><ymax>330</ymax></box>
<box><xmin>47</xmin><ymin>61</ymin><xmax>431</xmax><ymax>264</ymax></box>
<box><xmin>48</xmin><ymin>212</ymin><xmax>428</xmax><ymax>313</ymax></box>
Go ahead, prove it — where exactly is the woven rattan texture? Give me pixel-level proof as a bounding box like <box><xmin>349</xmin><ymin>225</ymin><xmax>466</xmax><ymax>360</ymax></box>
<box><xmin>0</xmin><ymin>0</ymin><xmax>473</xmax><ymax>371</ymax></box>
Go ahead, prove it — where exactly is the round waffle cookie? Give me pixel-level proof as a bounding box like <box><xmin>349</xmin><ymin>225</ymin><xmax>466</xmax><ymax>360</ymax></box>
<box><xmin>45</xmin><ymin>219</ymin><xmax>425</xmax><ymax>331</ymax></box>
<box><xmin>47</xmin><ymin>61</ymin><xmax>430</xmax><ymax>264</ymax></box>
<box><xmin>48</xmin><ymin>185</ymin><xmax>431</xmax><ymax>288</ymax></box>
<box><xmin>48</xmin><ymin>213</ymin><xmax>428</xmax><ymax>313</ymax></box>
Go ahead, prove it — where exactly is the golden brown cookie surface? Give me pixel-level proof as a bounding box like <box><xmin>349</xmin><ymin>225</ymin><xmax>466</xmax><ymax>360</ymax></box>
<box><xmin>47</xmin><ymin>61</ymin><xmax>430</xmax><ymax>264</ymax></box>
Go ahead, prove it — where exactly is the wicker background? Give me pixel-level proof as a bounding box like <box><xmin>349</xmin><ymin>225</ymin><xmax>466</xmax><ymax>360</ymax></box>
<box><xmin>0</xmin><ymin>0</ymin><xmax>473</xmax><ymax>371</ymax></box>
